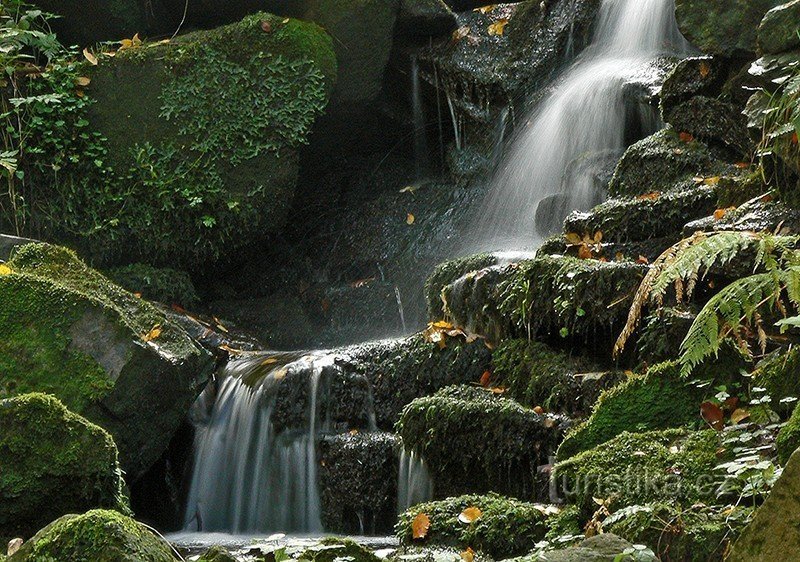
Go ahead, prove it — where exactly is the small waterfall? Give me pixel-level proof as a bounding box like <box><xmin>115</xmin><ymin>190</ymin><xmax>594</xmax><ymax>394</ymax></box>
<box><xmin>469</xmin><ymin>0</ymin><xmax>692</xmax><ymax>251</ymax></box>
<box><xmin>394</xmin><ymin>286</ymin><xmax>407</xmax><ymax>334</ymax></box>
<box><xmin>184</xmin><ymin>353</ymin><xmax>333</xmax><ymax>533</ymax></box>
<box><xmin>397</xmin><ymin>449</ymin><xmax>433</xmax><ymax>512</ymax></box>
<box><xmin>412</xmin><ymin>57</ymin><xmax>429</xmax><ymax>179</ymax></box>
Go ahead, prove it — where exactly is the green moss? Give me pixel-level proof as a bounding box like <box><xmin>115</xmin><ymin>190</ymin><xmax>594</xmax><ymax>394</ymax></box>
<box><xmin>425</xmin><ymin>253</ymin><xmax>498</xmax><ymax>319</ymax></box>
<box><xmin>492</xmin><ymin>339</ymin><xmax>619</xmax><ymax>414</ymax></box>
<box><xmin>553</xmin><ymin>429</ymin><xmax>724</xmax><ymax>513</ymax></box>
<box><xmin>197</xmin><ymin>545</ymin><xmax>238</xmax><ymax>562</ymax></box>
<box><xmin>556</xmin><ymin>362</ymin><xmax>705</xmax><ymax>460</ymax></box>
<box><xmin>776</xmin><ymin>401</ymin><xmax>800</xmax><ymax>464</ymax></box>
<box><xmin>605</xmin><ymin>503</ymin><xmax>755</xmax><ymax>562</ymax></box>
<box><xmin>300</xmin><ymin>538</ymin><xmax>380</xmax><ymax>562</ymax></box>
<box><xmin>396</xmin><ymin>385</ymin><xmax>565</xmax><ymax>498</ymax></box>
<box><xmin>396</xmin><ymin>493</ymin><xmax>551</xmax><ymax>558</ymax></box>
<box><xmin>544</xmin><ymin>505</ymin><xmax>583</xmax><ymax>541</ymax></box>
<box><xmin>0</xmin><ymin>394</ymin><xmax>128</xmax><ymax>542</ymax></box>
<box><xmin>7</xmin><ymin>510</ymin><xmax>174</xmax><ymax>562</ymax></box>
<box><xmin>752</xmin><ymin>347</ymin><xmax>800</xmax><ymax>417</ymax></box>
<box><xmin>104</xmin><ymin>263</ymin><xmax>199</xmax><ymax>306</ymax></box>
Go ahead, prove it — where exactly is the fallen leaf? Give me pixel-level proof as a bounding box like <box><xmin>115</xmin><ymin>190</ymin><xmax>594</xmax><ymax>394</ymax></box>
<box><xmin>350</xmin><ymin>277</ymin><xmax>376</xmax><ymax>288</ymax></box>
<box><xmin>679</xmin><ymin>132</ymin><xmax>694</xmax><ymax>143</ymax></box>
<box><xmin>0</xmin><ymin>264</ymin><xmax>12</xmax><ymax>275</ymax></box>
<box><xmin>701</xmin><ymin>401</ymin><xmax>724</xmax><ymax>430</ymax></box>
<box><xmin>533</xmin><ymin>406</ymin><xmax>544</xmax><ymax>415</ymax></box>
<box><xmin>261</xmin><ymin>357</ymin><xmax>279</xmax><ymax>366</ymax></box>
<box><xmin>480</xmin><ymin>370</ymin><xmax>492</xmax><ymax>387</ymax></box>
<box><xmin>133</xmin><ymin>292</ymin><xmax>142</xmax><ymax>298</ymax></box>
<box><xmin>7</xmin><ymin>538</ymin><xmax>22</xmax><ymax>556</ymax></box>
<box><xmin>213</xmin><ymin>316</ymin><xmax>229</xmax><ymax>333</ymax></box>
<box><xmin>489</xmin><ymin>387</ymin><xmax>506</xmax><ymax>395</ymax></box>
<box><xmin>698</xmin><ymin>61</ymin><xmax>711</xmax><ymax>78</ymax></box>
<box><xmin>261</xmin><ymin>20</ymin><xmax>272</xmax><ymax>32</ymax></box>
<box><xmin>713</xmin><ymin>207</ymin><xmax>735</xmax><ymax>220</ymax></box>
<box><xmin>459</xmin><ymin>506</ymin><xmax>482</xmax><ymax>524</ymax></box>
<box><xmin>731</xmin><ymin>408</ymin><xmax>750</xmax><ymax>424</ymax></box>
<box><xmin>83</xmin><ymin>47</ymin><xmax>98</xmax><ymax>65</ymax></box>
<box><xmin>399</xmin><ymin>184</ymin><xmax>419</xmax><ymax>194</ymax></box>
<box><xmin>452</xmin><ymin>26</ymin><xmax>470</xmax><ymax>42</ymax></box>
<box><xmin>349</xmin><ymin>428</ymin><xmax>359</xmax><ymax>435</ymax></box>
<box><xmin>593</xmin><ymin>231</ymin><xmax>603</xmax><ymax>243</ymax></box>
<box><xmin>273</xmin><ymin>367</ymin><xmax>288</xmax><ymax>381</ymax></box>
<box><xmin>487</xmin><ymin>19</ymin><xmax>508</xmax><ymax>36</ymax></box>
<box><xmin>406</xmin><ymin>213</ymin><xmax>415</xmax><ymax>225</ymax></box>
<box><xmin>143</xmin><ymin>324</ymin><xmax>162</xmax><ymax>342</ymax></box>
<box><xmin>636</xmin><ymin>255</ymin><xmax>649</xmax><ymax>264</ymax></box>
<box><xmin>636</xmin><ymin>191</ymin><xmax>661</xmax><ymax>201</ymax></box>
<box><xmin>722</xmin><ymin>396</ymin><xmax>740</xmax><ymax>412</ymax></box>
<box><xmin>734</xmin><ymin>162</ymin><xmax>750</xmax><ymax>169</ymax></box>
<box><xmin>703</xmin><ymin>176</ymin><xmax>721</xmax><ymax>186</ymax></box>
<box><xmin>460</xmin><ymin>548</ymin><xmax>475</xmax><ymax>562</ymax></box>
<box><xmin>282</xmin><ymin>18</ymin><xmax>290</xmax><ymax>23</ymax></box>
<box><xmin>475</xmin><ymin>5</ymin><xmax>495</xmax><ymax>13</ymax></box>
<box><xmin>119</xmin><ymin>33</ymin><xmax>142</xmax><ymax>50</ymax></box>
<box><xmin>615</xmin><ymin>252</ymin><xmax>624</xmax><ymax>262</ymax></box>
<box><xmin>578</xmin><ymin>245</ymin><xmax>593</xmax><ymax>259</ymax></box>
<box><xmin>412</xmin><ymin>513</ymin><xmax>431</xmax><ymax>539</ymax></box>
<box><xmin>565</xmin><ymin>232</ymin><xmax>583</xmax><ymax>245</ymax></box>
<box><xmin>171</xmin><ymin>303</ymin><xmax>186</xmax><ymax>313</ymax></box>
<box><xmin>75</xmin><ymin>76</ymin><xmax>91</xmax><ymax>86</ymax></box>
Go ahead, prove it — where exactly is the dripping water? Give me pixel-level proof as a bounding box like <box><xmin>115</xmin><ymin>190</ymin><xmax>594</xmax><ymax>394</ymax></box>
<box><xmin>394</xmin><ymin>286</ymin><xmax>407</xmax><ymax>334</ymax></box>
<box><xmin>468</xmin><ymin>0</ymin><xmax>692</xmax><ymax>252</ymax></box>
<box><xmin>411</xmin><ymin>57</ymin><xmax>429</xmax><ymax>180</ymax></box>
<box><xmin>397</xmin><ymin>449</ymin><xmax>434</xmax><ymax>512</ymax></box>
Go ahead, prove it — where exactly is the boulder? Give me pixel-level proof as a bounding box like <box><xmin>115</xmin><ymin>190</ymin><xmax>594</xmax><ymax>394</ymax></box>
<box><xmin>663</xmin><ymin>96</ymin><xmax>753</xmax><ymax>157</ymax></box>
<box><xmin>7</xmin><ymin>510</ymin><xmax>175</xmax><ymax>562</ymax></box>
<box><xmin>659</xmin><ymin>57</ymin><xmax>732</xmax><ymax>118</ymax></box>
<box><xmin>528</xmin><ymin>534</ymin><xmax>635</xmax><ymax>562</ymax></box>
<box><xmin>398</xmin><ymin>0</ymin><xmax>457</xmax><ymax>37</ymax></box>
<box><xmin>85</xmin><ymin>13</ymin><xmax>336</xmax><ymax>268</ymax></box>
<box><xmin>397</xmin><ymin>493</ymin><xmax>553</xmax><ymax>558</ymax></box>
<box><xmin>675</xmin><ymin>0</ymin><xmax>784</xmax><ymax>57</ymax></box>
<box><xmin>729</xmin><ymin>447</ymin><xmax>800</xmax><ymax>561</ymax></box>
<box><xmin>0</xmin><ymin>394</ymin><xmax>127</xmax><ymax>542</ymax></box>
<box><xmin>425</xmin><ymin>253</ymin><xmax>499</xmax><ymax>319</ymax></box>
<box><xmin>397</xmin><ymin>386</ymin><xmax>568</xmax><ymax>500</ymax></box>
<box><xmin>0</xmin><ymin>243</ymin><xmax>213</xmax><ymax>480</ymax></box>
<box><xmin>758</xmin><ymin>0</ymin><xmax>800</xmax><ymax>55</ymax></box>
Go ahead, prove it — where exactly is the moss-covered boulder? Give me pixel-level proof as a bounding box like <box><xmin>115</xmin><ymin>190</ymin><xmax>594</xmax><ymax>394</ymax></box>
<box><xmin>663</xmin><ymin>96</ymin><xmax>753</xmax><ymax>157</ymax></box>
<box><xmin>759</xmin><ymin>0</ymin><xmax>800</xmax><ymax>54</ymax></box>
<box><xmin>492</xmin><ymin>340</ymin><xmax>622</xmax><ymax>415</ymax></box>
<box><xmin>85</xmin><ymin>13</ymin><xmax>336</xmax><ymax>267</ymax></box>
<box><xmin>660</xmin><ymin>57</ymin><xmax>732</xmax><ymax>117</ymax></box>
<box><xmin>556</xmin><ymin>362</ymin><xmax>705</xmax><ymax>460</ymax></box>
<box><xmin>319</xmin><ymin>432</ymin><xmax>399</xmax><ymax>534</ymax></box>
<box><xmin>776</xmin><ymin>402</ymin><xmax>800</xmax><ymax>464</ymax></box>
<box><xmin>7</xmin><ymin>510</ymin><xmax>175</xmax><ymax>562</ymax></box>
<box><xmin>197</xmin><ymin>545</ymin><xmax>238</xmax><ymax>562</ymax></box>
<box><xmin>729</xmin><ymin>447</ymin><xmax>800</xmax><ymax>561</ymax></box>
<box><xmin>300</xmin><ymin>537</ymin><xmax>381</xmax><ymax>562</ymax></box>
<box><xmin>396</xmin><ymin>493</ymin><xmax>552</xmax><ymax>558</ymax></box>
<box><xmin>425</xmin><ymin>253</ymin><xmax>499</xmax><ymax>320</ymax></box>
<box><xmin>608</xmin><ymin>129</ymin><xmax>735</xmax><ymax>198</ymax></box>
<box><xmin>0</xmin><ymin>394</ymin><xmax>127</xmax><ymax>542</ymax></box>
<box><xmin>675</xmin><ymin>0</ymin><xmax>784</xmax><ymax>57</ymax></box>
<box><xmin>104</xmin><ymin>263</ymin><xmax>199</xmax><ymax>307</ymax></box>
<box><xmin>397</xmin><ymin>386</ymin><xmax>567</xmax><ymax>500</ymax></box>
<box><xmin>0</xmin><ymin>243</ymin><xmax>212</xmax><ymax>480</ymax></box>
<box><xmin>605</xmin><ymin>503</ymin><xmax>754</xmax><ymax>562</ymax></box>
<box><xmin>553</xmin><ymin>429</ymin><xmax>724</xmax><ymax>513</ymax></box>
<box><xmin>512</xmin><ymin>534</ymin><xmax>635</xmax><ymax>562</ymax></box>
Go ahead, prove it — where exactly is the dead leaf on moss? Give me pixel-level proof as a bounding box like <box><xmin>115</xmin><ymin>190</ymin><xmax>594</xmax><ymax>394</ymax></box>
<box><xmin>412</xmin><ymin>513</ymin><xmax>431</xmax><ymax>539</ymax></box>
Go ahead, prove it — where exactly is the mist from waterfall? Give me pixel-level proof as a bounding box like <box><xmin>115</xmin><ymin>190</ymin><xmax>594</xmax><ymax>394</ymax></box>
<box><xmin>469</xmin><ymin>0</ymin><xmax>693</xmax><ymax>252</ymax></box>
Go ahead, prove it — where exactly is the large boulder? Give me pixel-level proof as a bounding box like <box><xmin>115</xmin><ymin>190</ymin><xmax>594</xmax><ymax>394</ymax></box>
<box><xmin>730</xmin><ymin>447</ymin><xmax>800</xmax><ymax>560</ymax></box>
<box><xmin>7</xmin><ymin>510</ymin><xmax>175</xmax><ymax>562</ymax></box>
<box><xmin>675</xmin><ymin>0</ymin><xmax>784</xmax><ymax>57</ymax></box>
<box><xmin>758</xmin><ymin>0</ymin><xmax>800</xmax><ymax>55</ymax></box>
<box><xmin>0</xmin><ymin>243</ymin><xmax>213</xmax><ymax>480</ymax></box>
<box><xmin>0</xmin><ymin>394</ymin><xmax>127</xmax><ymax>542</ymax></box>
<box><xmin>84</xmin><ymin>13</ymin><xmax>336</xmax><ymax>268</ymax></box>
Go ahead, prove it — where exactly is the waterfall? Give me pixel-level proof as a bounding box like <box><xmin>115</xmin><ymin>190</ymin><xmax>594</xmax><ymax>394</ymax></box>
<box><xmin>184</xmin><ymin>353</ymin><xmax>332</xmax><ymax>533</ymax></box>
<box><xmin>469</xmin><ymin>0</ymin><xmax>693</xmax><ymax>251</ymax></box>
<box><xmin>397</xmin><ymin>449</ymin><xmax>433</xmax><ymax>512</ymax></box>
<box><xmin>412</xmin><ymin>57</ymin><xmax>429</xmax><ymax>180</ymax></box>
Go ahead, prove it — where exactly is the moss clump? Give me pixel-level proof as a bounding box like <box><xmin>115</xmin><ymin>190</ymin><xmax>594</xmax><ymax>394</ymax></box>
<box><xmin>608</xmin><ymin>129</ymin><xmax>734</xmax><ymax>198</ymax></box>
<box><xmin>197</xmin><ymin>545</ymin><xmax>238</xmax><ymax>562</ymax></box>
<box><xmin>553</xmin><ymin>429</ymin><xmax>724</xmax><ymax>513</ymax></box>
<box><xmin>425</xmin><ymin>253</ymin><xmax>498</xmax><ymax>319</ymax></box>
<box><xmin>556</xmin><ymin>362</ymin><xmax>706</xmax><ymax>460</ymax></box>
<box><xmin>776</xmin><ymin>401</ymin><xmax>800</xmax><ymax>464</ymax></box>
<box><xmin>752</xmin><ymin>347</ymin><xmax>800</xmax><ymax>417</ymax></box>
<box><xmin>0</xmin><ymin>394</ymin><xmax>128</xmax><ymax>542</ymax></box>
<box><xmin>105</xmin><ymin>263</ymin><xmax>199</xmax><ymax>306</ymax></box>
<box><xmin>7</xmin><ymin>510</ymin><xmax>174</xmax><ymax>562</ymax></box>
<box><xmin>396</xmin><ymin>493</ymin><xmax>551</xmax><ymax>558</ymax></box>
<box><xmin>605</xmin><ymin>503</ymin><xmax>755</xmax><ymax>562</ymax></box>
<box><xmin>492</xmin><ymin>339</ymin><xmax>620</xmax><ymax>415</ymax></box>
<box><xmin>397</xmin><ymin>386</ymin><xmax>566</xmax><ymax>499</ymax></box>
<box><xmin>300</xmin><ymin>538</ymin><xmax>381</xmax><ymax>562</ymax></box>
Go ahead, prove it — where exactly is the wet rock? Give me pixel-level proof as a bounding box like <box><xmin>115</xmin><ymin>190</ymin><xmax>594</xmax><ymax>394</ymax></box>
<box><xmin>730</xmin><ymin>446</ymin><xmax>800</xmax><ymax>561</ymax></box>
<box><xmin>675</xmin><ymin>0</ymin><xmax>784</xmax><ymax>57</ymax></box>
<box><xmin>0</xmin><ymin>243</ymin><xmax>213</xmax><ymax>480</ymax></box>
<box><xmin>608</xmin><ymin>128</ymin><xmax>737</xmax><ymax>197</ymax></box>
<box><xmin>319</xmin><ymin>433</ymin><xmax>400</xmax><ymax>534</ymax></box>
<box><xmin>7</xmin><ymin>510</ymin><xmax>175</xmax><ymax>562</ymax></box>
<box><xmin>397</xmin><ymin>493</ymin><xmax>553</xmax><ymax>558</ymax></box>
<box><xmin>684</xmin><ymin>194</ymin><xmax>800</xmax><ymax>236</ymax></box>
<box><xmin>758</xmin><ymin>0</ymin><xmax>800</xmax><ymax>55</ymax></box>
<box><xmin>325</xmin><ymin>281</ymin><xmax>407</xmax><ymax>345</ymax></box>
<box><xmin>659</xmin><ymin>57</ymin><xmax>732</xmax><ymax>117</ymax></box>
<box><xmin>425</xmin><ymin>253</ymin><xmax>500</xmax><ymax>319</ymax></box>
<box><xmin>397</xmin><ymin>386</ymin><xmax>568</xmax><ymax>500</ymax></box>
<box><xmin>523</xmin><ymin>534</ymin><xmax>636</xmax><ymax>562</ymax></box>
<box><xmin>85</xmin><ymin>14</ymin><xmax>336</xmax><ymax>268</ymax></box>
<box><xmin>0</xmin><ymin>394</ymin><xmax>127</xmax><ymax>542</ymax></box>
<box><xmin>398</xmin><ymin>0</ymin><xmax>457</xmax><ymax>37</ymax></box>
<box><xmin>0</xmin><ymin>235</ymin><xmax>36</xmax><ymax>262</ymax></box>
<box><xmin>663</xmin><ymin>96</ymin><xmax>754</xmax><ymax>157</ymax></box>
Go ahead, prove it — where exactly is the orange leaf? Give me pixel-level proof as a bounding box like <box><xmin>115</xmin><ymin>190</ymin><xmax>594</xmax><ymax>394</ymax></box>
<box><xmin>82</xmin><ymin>47</ymin><xmax>98</xmax><ymax>65</ymax></box>
<box><xmin>412</xmin><ymin>513</ymin><xmax>431</xmax><ymax>539</ymax></box>
<box><xmin>713</xmin><ymin>206</ymin><xmax>736</xmax><ymax>220</ymax></box>
<box><xmin>636</xmin><ymin>255</ymin><xmax>649</xmax><ymax>265</ymax></box>
<box><xmin>533</xmin><ymin>405</ymin><xmax>544</xmax><ymax>415</ymax></box>
<box><xmin>734</xmin><ymin>162</ymin><xmax>750</xmax><ymax>169</ymax></box>
<box><xmin>406</xmin><ymin>213</ymin><xmax>415</xmax><ymax>225</ymax></box>
<box><xmin>636</xmin><ymin>191</ymin><xmax>660</xmax><ymax>201</ymax></box>
<box><xmin>699</xmin><ymin>61</ymin><xmax>711</xmax><ymax>78</ymax></box>
<box><xmin>487</xmin><ymin>19</ymin><xmax>508</xmax><ymax>36</ymax></box>
<box><xmin>261</xmin><ymin>20</ymin><xmax>272</xmax><ymax>32</ymax></box>
<box><xmin>475</xmin><ymin>5</ymin><xmax>495</xmax><ymax>13</ymax></box>
<box><xmin>731</xmin><ymin>408</ymin><xmax>750</xmax><ymax>424</ymax></box>
<box><xmin>480</xmin><ymin>370</ymin><xmax>492</xmax><ymax>387</ymax></box>
<box><xmin>75</xmin><ymin>76</ymin><xmax>91</xmax><ymax>87</ymax></box>
<box><xmin>679</xmin><ymin>132</ymin><xmax>694</xmax><ymax>143</ymax></box>
<box><xmin>701</xmin><ymin>401</ymin><xmax>724</xmax><ymax>430</ymax></box>
<box><xmin>460</xmin><ymin>548</ymin><xmax>475</xmax><ymax>562</ymax></box>
<box><xmin>459</xmin><ymin>506</ymin><xmax>483</xmax><ymax>524</ymax></box>
<box><xmin>577</xmin><ymin>245</ymin><xmax>593</xmax><ymax>260</ymax></box>
<box><xmin>143</xmin><ymin>324</ymin><xmax>162</xmax><ymax>342</ymax></box>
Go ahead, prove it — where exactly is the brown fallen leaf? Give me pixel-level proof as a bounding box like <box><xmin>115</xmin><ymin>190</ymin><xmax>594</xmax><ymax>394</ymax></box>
<box><xmin>679</xmin><ymin>131</ymin><xmax>694</xmax><ymax>143</ymax></box>
<box><xmin>83</xmin><ymin>47</ymin><xmax>98</xmax><ymax>65</ymax></box>
<box><xmin>487</xmin><ymin>19</ymin><xmax>508</xmax><ymax>36</ymax></box>
<box><xmin>475</xmin><ymin>5</ymin><xmax>496</xmax><ymax>13</ymax></box>
<box><xmin>460</xmin><ymin>548</ymin><xmax>475</xmax><ymax>562</ymax></box>
<box><xmin>636</xmin><ymin>191</ymin><xmax>661</xmax><ymax>201</ymax></box>
<box><xmin>459</xmin><ymin>506</ymin><xmax>482</xmax><ymax>524</ymax></box>
<box><xmin>636</xmin><ymin>255</ymin><xmax>649</xmax><ymax>265</ymax></box>
<box><xmin>412</xmin><ymin>512</ymin><xmax>431</xmax><ymax>539</ymax></box>
<box><xmin>261</xmin><ymin>20</ymin><xmax>272</xmax><ymax>32</ymax></box>
<box><xmin>75</xmin><ymin>76</ymin><xmax>91</xmax><ymax>87</ymax></box>
<box><xmin>699</xmin><ymin>61</ymin><xmax>711</xmax><ymax>78</ymax></box>
<box><xmin>452</xmin><ymin>25</ymin><xmax>470</xmax><ymax>42</ymax></box>
<box><xmin>533</xmin><ymin>406</ymin><xmax>544</xmax><ymax>415</ymax></box>
<box><xmin>701</xmin><ymin>401</ymin><xmax>724</xmax><ymax>430</ymax></box>
<box><xmin>730</xmin><ymin>408</ymin><xmax>750</xmax><ymax>424</ymax></box>
<box><xmin>480</xmin><ymin>370</ymin><xmax>492</xmax><ymax>387</ymax></box>
<box><xmin>143</xmin><ymin>324</ymin><xmax>162</xmax><ymax>342</ymax></box>
<box><xmin>406</xmin><ymin>213</ymin><xmax>415</xmax><ymax>225</ymax></box>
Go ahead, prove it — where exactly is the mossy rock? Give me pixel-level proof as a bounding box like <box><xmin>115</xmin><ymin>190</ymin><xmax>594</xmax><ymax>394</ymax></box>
<box><xmin>85</xmin><ymin>13</ymin><xmax>336</xmax><ymax>267</ymax></box>
<box><xmin>0</xmin><ymin>394</ymin><xmax>128</xmax><ymax>542</ymax></box>
<box><xmin>663</xmin><ymin>96</ymin><xmax>753</xmax><ymax>157</ymax></box>
<box><xmin>425</xmin><ymin>253</ymin><xmax>499</xmax><ymax>320</ymax></box>
<box><xmin>659</xmin><ymin>56</ymin><xmax>732</xmax><ymax>117</ymax></box>
<box><xmin>509</xmin><ymin>534</ymin><xmax>635</xmax><ymax>562</ymax></box>
<box><xmin>300</xmin><ymin>537</ymin><xmax>381</xmax><ymax>562</ymax></box>
<box><xmin>752</xmin><ymin>347</ymin><xmax>800</xmax><ymax>417</ymax></box>
<box><xmin>607</xmin><ymin>129</ymin><xmax>735</xmax><ymax>198</ymax></box>
<box><xmin>104</xmin><ymin>263</ymin><xmax>199</xmax><ymax>306</ymax></box>
<box><xmin>759</xmin><ymin>0</ymin><xmax>800</xmax><ymax>54</ymax></box>
<box><xmin>675</xmin><ymin>0</ymin><xmax>784</xmax><ymax>57</ymax></box>
<box><xmin>397</xmin><ymin>386</ymin><xmax>567</xmax><ymax>500</ymax></box>
<box><xmin>553</xmin><ymin>429</ymin><xmax>724</xmax><ymax>513</ymax></box>
<box><xmin>0</xmin><ymin>243</ymin><xmax>212</xmax><ymax>480</ymax></box>
<box><xmin>396</xmin><ymin>493</ymin><xmax>552</xmax><ymax>558</ymax></box>
<box><xmin>492</xmin><ymin>339</ymin><xmax>621</xmax><ymax>415</ymax></box>
<box><xmin>197</xmin><ymin>545</ymin><xmax>238</xmax><ymax>562</ymax></box>
<box><xmin>776</xmin><ymin>401</ymin><xmax>800</xmax><ymax>464</ymax></box>
<box><xmin>7</xmin><ymin>510</ymin><xmax>175</xmax><ymax>562</ymax></box>
<box><xmin>605</xmin><ymin>502</ymin><xmax>754</xmax><ymax>562</ymax></box>
<box><xmin>556</xmin><ymin>362</ymin><xmax>706</xmax><ymax>460</ymax></box>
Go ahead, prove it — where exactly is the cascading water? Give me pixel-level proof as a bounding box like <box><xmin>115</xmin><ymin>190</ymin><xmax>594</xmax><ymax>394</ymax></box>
<box><xmin>397</xmin><ymin>449</ymin><xmax>434</xmax><ymax>513</ymax></box>
<box><xmin>469</xmin><ymin>0</ymin><xmax>693</xmax><ymax>251</ymax></box>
